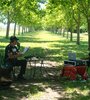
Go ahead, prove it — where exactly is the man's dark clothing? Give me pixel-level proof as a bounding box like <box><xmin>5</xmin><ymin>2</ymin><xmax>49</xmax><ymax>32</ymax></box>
<box><xmin>4</xmin><ymin>44</ymin><xmax>27</xmax><ymax>77</ymax></box>
<box><xmin>5</xmin><ymin>44</ymin><xmax>19</xmax><ymax>62</ymax></box>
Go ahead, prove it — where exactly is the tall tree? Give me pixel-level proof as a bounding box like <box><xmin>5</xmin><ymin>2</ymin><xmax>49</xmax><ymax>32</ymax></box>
<box><xmin>77</xmin><ymin>0</ymin><xmax>90</xmax><ymax>50</ymax></box>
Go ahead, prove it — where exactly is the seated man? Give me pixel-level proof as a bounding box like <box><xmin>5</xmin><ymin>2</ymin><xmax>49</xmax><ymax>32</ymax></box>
<box><xmin>4</xmin><ymin>36</ymin><xmax>27</xmax><ymax>80</ymax></box>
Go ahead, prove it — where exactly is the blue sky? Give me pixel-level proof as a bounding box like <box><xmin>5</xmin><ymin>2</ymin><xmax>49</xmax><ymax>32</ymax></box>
<box><xmin>39</xmin><ymin>3</ymin><xmax>46</xmax><ymax>9</ymax></box>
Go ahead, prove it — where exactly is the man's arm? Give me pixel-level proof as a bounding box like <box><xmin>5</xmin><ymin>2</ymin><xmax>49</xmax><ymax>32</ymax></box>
<box><xmin>17</xmin><ymin>42</ymin><xmax>20</xmax><ymax>50</ymax></box>
<box><xmin>8</xmin><ymin>52</ymin><xmax>22</xmax><ymax>59</ymax></box>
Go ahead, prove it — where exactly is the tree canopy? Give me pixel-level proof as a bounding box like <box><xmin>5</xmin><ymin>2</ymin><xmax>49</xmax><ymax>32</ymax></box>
<box><xmin>0</xmin><ymin>0</ymin><xmax>90</xmax><ymax>50</ymax></box>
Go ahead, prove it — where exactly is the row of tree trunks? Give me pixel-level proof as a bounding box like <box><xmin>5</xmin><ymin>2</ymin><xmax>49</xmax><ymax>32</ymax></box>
<box><xmin>5</xmin><ymin>15</ymin><xmax>30</xmax><ymax>38</ymax></box>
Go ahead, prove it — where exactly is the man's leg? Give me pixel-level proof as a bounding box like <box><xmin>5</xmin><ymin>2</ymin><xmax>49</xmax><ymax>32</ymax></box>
<box><xmin>13</xmin><ymin>59</ymin><xmax>27</xmax><ymax>79</ymax></box>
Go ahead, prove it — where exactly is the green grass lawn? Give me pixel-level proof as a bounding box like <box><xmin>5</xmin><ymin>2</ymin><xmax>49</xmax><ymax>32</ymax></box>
<box><xmin>0</xmin><ymin>31</ymin><xmax>88</xmax><ymax>63</ymax></box>
<box><xmin>0</xmin><ymin>31</ymin><xmax>90</xmax><ymax>100</ymax></box>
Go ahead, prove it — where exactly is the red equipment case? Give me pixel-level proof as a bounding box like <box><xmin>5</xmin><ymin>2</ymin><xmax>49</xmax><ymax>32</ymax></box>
<box><xmin>61</xmin><ymin>60</ymin><xmax>88</xmax><ymax>80</ymax></box>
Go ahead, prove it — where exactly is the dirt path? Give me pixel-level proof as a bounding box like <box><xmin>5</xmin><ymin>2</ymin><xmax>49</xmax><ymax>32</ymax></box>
<box><xmin>0</xmin><ymin>61</ymin><xmax>66</xmax><ymax>100</ymax></box>
<box><xmin>26</xmin><ymin>61</ymin><xmax>66</xmax><ymax>100</ymax></box>
<box><xmin>38</xmin><ymin>84</ymin><xmax>65</xmax><ymax>100</ymax></box>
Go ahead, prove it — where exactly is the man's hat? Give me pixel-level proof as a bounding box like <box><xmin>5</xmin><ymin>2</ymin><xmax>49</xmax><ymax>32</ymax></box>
<box><xmin>10</xmin><ymin>36</ymin><xmax>19</xmax><ymax>42</ymax></box>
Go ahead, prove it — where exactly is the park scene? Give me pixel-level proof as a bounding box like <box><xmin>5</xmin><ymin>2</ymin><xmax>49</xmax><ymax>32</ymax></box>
<box><xmin>0</xmin><ymin>0</ymin><xmax>90</xmax><ymax>100</ymax></box>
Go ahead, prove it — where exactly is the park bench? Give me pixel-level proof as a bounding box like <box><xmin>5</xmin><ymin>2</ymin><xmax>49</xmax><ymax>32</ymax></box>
<box><xmin>0</xmin><ymin>53</ymin><xmax>12</xmax><ymax>88</ymax></box>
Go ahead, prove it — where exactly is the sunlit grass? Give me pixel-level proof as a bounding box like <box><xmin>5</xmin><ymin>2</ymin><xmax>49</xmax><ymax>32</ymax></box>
<box><xmin>0</xmin><ymin>31</ymin><xmax>89</xmax><ymax>64</ymax></box>
<box><xmin>34</xmin><ymin>31</ymin><xmax>61</xmax><ymax>40</ymax></box>
<box><xmin>28</xmin><ymin>92</ymin><xmax>43</xmax><ymax>100</ymax></box>
<box><xmin>0</xmin><ymin>29</ymin><xmax>19</xmax><ymax>36</ymax></box>
<box><xmin>64</xmin><ymin>32</ymin><xmax>88</xmax><ymax>42</ymax></box>
<box><xmin>66</xmin><ymin>87</ymin><xmax>89</xmax><ymax>96</ymax></box>
<box><xmin>80</xmin><ymin>33</ymin><xmax>88</xmax><ymax>41</ymax></box>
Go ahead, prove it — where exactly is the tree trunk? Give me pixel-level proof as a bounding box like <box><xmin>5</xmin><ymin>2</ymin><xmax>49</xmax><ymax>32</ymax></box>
<box><xmin>18</xmin><ymin>25</ymin><xmax>20</xmax><ymax>35</ymax></box>
<box><xmin>70</xmin><ymin>29</ymin><xmax>73</xmax><ymax>41</ymax></box>
<box><xmin>87</xmin><ymin>17</ymin><xmax>90</xmax><ymax>51</ymax></box>
<box><xmin>22</xmin><ymin>26</ymin><xmax>24</xmax><ymax>34</ymax></box>
<box><xmin>6</xmin><ymin>12</ymin><xmax>10</xmax><ymax>38</ymax></box>
<box><xmin>24</xmin><ymin>27</ymin><xmax>25</xmax><ymax>33</ymax></box>
<box><xmin>63</xmin><ymin>29</ymin><xmax>65</xmax><ymax>37</ymax></box>
<box><xmin>59</xmin><ymin>28</ymin><xmax>62</xmax><ymax>35</ymax></box>
<box><xmin>66</xmin><ymin>29</ymin><xmax>69</xmax><ymax>39</ymax></box>
<box><xmin>13</xmin><ymin>22</ymin><xmax>16</xmax><ymax>36</ymax></box>
<box><xmin>25</xmin><ymin>27</ymin><xmax>26</xmax><ymax>33</ymax></box>
<box><xmin>76</xmin><ymin>23</ymin><xmax>80</xmax><ymax>45</ymax></box>
<box><xmin>76</xmin><ymin>13</ymin><xmax>80</xmax><ymax>45</ymax></box>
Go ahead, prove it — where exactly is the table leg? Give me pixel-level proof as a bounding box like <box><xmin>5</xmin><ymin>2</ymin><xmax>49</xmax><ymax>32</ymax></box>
<box><xmin>32</xmin><ymin>60</ymin><xmax>37</xmax><ymax>78</ymax></box>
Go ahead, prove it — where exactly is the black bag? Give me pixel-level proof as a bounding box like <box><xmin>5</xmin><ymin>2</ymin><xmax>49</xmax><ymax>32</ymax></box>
<box><xmin>0</xmin><ymin>80</ymin><xmax>12</xmax><ymax>89</ymax></box>
<box><xmin>0</xmin><ymin>67</ymin><xmax>12</xmax><ymax>89</ymax></box>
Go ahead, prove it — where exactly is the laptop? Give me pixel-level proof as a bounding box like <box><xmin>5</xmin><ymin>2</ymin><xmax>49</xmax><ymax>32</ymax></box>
<box><xmin>67</xmin><ymin>52</ymin><xmax>85</xmax><ymax>66</ymax></box>
<box><xmin>68</xmin><ymin>52</ymin><xmax>76</xmax><ymax>61</ymax></box>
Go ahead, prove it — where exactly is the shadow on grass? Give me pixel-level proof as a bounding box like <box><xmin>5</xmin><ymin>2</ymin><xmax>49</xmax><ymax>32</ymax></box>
<box><xmin>0</xmin><ymin>36</ymin><xmax>9</xmax><ymax>43</ymax></box>
<box><xmin>0</xmin><ymin>55</ymin><xmax>90</xmax><ymax>100</ymax></box>
<box><xmin>56</xmin><ymin>79</ymin><xmax>90</xmax><ymax>100</ymax></box>
<box><xmin>0</xmin><ymin>66</ymin><xmax>60</xmax><ymax>100</ymax></box>
<box><xmin>24</xmin><ymin>66</ymin><xmax>90</xmax><ymax>100</ymax></box>
<box><xmin>0</xmin><ymin>80</ymin><xmax>45</xmax><ymax>100</ymax></box>
<box><xmin>0</xmin><ymin>46</ymin><xmax>6</xmax><ymax>50</ymax></box>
